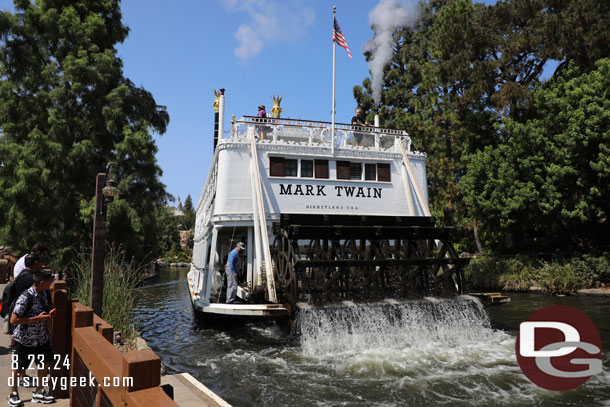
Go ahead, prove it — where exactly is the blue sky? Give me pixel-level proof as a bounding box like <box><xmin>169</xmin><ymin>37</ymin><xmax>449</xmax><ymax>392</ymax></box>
<box><xmin>2</xmin><ymin>0</ymin><xmax>500</xmax><ymax>206</ymax></box>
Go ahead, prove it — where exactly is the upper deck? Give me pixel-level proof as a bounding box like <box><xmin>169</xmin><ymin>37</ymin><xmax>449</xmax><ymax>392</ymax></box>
<box><xmin>224</xmin><ymin>116</ymin><xmax>421</xmax><ymax>154</ymax></box>
<box><xmin>196</xmin><ymin>116</ymin><xmax>429</xmax><ymax>234</ymax></box>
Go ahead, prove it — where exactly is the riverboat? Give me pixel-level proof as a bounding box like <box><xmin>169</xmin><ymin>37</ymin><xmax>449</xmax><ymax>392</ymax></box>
<box><xmin>186</xmin><ymin>90</ymin><xmax>468</xmax><ymax>319</ymax></box>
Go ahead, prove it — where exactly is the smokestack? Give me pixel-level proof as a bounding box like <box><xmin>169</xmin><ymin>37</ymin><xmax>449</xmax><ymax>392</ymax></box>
<box><xmin>218</xmin><ymin>88</ymin><xmax>226</xmax><ymax>145</ymax></box>
<box><xmin>213</xmin><ymin>89</ymin><xmax>220</xmax><ymax>150</ymax></box>
<box><xmin>374</xmin><ymin>114</ymin><xmax>380</xmax><ymax>128</ymax></box>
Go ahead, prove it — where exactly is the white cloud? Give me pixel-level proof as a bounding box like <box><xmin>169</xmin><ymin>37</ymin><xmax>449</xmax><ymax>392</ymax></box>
<box><xmin>222</xmin><ymin>0</ymin><xmax>316</xmax><ymax>61</ymax></box>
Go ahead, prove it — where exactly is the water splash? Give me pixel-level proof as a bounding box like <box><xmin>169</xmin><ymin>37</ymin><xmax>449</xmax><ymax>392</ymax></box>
<box><xmin>297</xmin><ymin>298</ymin><xmax>494</xmax><ymax>358</ymax></box>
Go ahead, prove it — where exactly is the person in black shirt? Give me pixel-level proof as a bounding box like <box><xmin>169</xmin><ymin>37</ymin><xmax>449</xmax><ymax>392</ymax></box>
<box><xmin>351</xmin><ymin>108</ymin><xmax>372</xmax><ymax>146</ymax></box>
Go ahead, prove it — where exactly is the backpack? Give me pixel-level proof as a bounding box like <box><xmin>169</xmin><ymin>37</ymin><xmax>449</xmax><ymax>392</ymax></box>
<box><xmin>1</xmin><ymin>270</ymin><xmax>33</xmax><ymax>318</ymax></box>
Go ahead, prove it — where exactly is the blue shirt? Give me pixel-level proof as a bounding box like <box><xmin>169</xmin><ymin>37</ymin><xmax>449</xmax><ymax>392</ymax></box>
<box><xmin>228</xmin><ymin>248</ymin><xmax>240</xmax><ymax>274</ymax></box>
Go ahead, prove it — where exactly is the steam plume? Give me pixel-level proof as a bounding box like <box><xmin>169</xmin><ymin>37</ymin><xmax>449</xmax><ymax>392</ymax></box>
<box><xmin>364</xmin><ymin>0</ymin><xmax>417</xmax><ymax>105</ymax></box>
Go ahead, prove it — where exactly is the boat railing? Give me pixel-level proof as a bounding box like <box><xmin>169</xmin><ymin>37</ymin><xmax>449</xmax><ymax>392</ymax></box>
<box><xmin>227</xmin><ymin>116</ymin><xmax>417</xmax><ymax>153</ymax></box>
<box><xmin>195</xmin><ymin>149</ymin><xmax>219</xmax><ymax>234</ymax></box>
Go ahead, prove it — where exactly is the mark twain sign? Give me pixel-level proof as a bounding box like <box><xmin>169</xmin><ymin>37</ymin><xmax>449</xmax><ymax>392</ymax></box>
<box><xmin>265</xmin><ymin>180</ymin><xmax>415</xmax><ymax>216</ymax></box>
<box><xmin>278</xmin><ymin>183</ymin><xmax>382</xmax><ymax>199</ymax></box>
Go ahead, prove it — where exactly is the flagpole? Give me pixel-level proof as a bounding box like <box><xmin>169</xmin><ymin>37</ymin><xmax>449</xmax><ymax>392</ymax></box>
<box><xmin>331</xmin><ymin>6</ymin><xmax>336</xmax><ymax>155</ymax></box>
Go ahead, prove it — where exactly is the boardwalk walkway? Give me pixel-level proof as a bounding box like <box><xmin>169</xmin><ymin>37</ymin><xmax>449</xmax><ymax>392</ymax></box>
<box><xmin>0</xmin><ymin>326</ymin><xmax>70</xmax><ymax>406</ymax></box>
<box><xmin>0</xmin><ymin>282</ymin><xmax>229</xmax><ymax>407</ymax></box>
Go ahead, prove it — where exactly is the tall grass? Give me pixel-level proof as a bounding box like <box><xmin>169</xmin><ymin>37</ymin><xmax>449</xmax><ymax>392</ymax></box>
<box><xmin>537</xmin><ymin>262</ymin><xmax>580</xmax><ymax>295</ymax></box>
<box><xmin>68</xmin><ymin>246</ymin><xmax>145</xmax><ymax>347</ymax></box>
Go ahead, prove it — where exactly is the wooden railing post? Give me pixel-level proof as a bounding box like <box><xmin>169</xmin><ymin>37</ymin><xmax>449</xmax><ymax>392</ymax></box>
<box><xmin>50</xmin><ymin>281</ymin><xmax>69</xmax><ymax>398</ymax></box>
<box><xmin>70</xmin><ymin>303</ymin><xmax>94</xmax><ymax>407</ymax></box>
<box><xmin>122</xmin><ymin>350</ymin><xmax>161</xmax><ymax>392</ymax></box>
<box><xmin>72</xmin><ymin>303</ymin><xmax>94</xmax><ymax>330</ymax></box>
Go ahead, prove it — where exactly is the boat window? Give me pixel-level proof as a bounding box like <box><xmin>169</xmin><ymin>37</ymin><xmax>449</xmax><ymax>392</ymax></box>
<box><xmin>269</xmin><ymin>157</ymin><xmax>285</xmax><ymax>176</ymax></box>
<box><xmin>378</xmin><ymin>163</ymin><xmax>391</xmax><ymax>182</ymax></box>
<box><xmin>315</xmin><ymin>160</ymin><xmax>329</xmax><ymax>179</ymax></box>
<box><xmin>337</xmin><ymin>161</ymin><xmax>350</xmax><ymax>180</ymax></box>
<box><xmin>350</xmin><ymin>162</ymin><xmax>362</xmax><ymax>180</ymax></box>
<box><xmin>365</xmin><ymin>163</ymin><xmax>376</xmax><ymax>181</ymax></box>
<box><xmin>301</xmin><ymin>160</ymin><xmax>313</xmax><ymax>177</ymax></box>
<box><xmin>285</xmin><ymin>159</ymin><xmax>297</xmax><ymax>177</ymax></box>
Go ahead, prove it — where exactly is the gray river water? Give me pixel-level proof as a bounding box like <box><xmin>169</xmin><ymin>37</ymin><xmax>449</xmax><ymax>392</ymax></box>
<box><xmin>132</xmin><ymin>267</ymin><xmax>610</xmax><ymax>406</ymax></box>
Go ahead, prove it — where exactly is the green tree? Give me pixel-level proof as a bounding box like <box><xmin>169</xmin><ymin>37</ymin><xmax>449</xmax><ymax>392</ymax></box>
<box><xmin>0</xmin><ymin>0</ymin><xmax>169</xmax><ymax>265</ymax></box>
<box><xmin>182</xmin><ymin>194</ymin><xmax>195</xmax><ymax>232</ymax></box>
<box><xmin>462</xmin><ymin>59</ymin><xmax>610</xmax><ymax>251</ymax></box>
<box><xmin>155</xmin><ymin>206</ymin><xmax>181</xmax><ymax>257</ymax></box>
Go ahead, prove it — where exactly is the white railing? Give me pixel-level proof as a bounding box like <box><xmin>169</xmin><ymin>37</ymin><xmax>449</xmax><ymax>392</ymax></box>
<box><xmin>227</xmin><ymin>116</ymin><xmax>416</xmax><ymax>152</ymax></box>
<box><xmin>195</xmin><ymin>149</ymin><xmax>219</xmax><ymax>241</ymax></box>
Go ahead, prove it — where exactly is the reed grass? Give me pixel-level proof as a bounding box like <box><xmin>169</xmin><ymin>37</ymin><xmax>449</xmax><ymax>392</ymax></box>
<box><xmin>68</xmin><ymin>246</ymin><xmax>145</xmax><ymax>347</ymax></box>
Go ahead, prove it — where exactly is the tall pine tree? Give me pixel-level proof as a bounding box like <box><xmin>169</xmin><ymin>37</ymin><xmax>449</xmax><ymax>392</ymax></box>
<box><xmin>0</xmin><ymin>0</ymin><xmax>170</xmax><ymax>264</ymax></box>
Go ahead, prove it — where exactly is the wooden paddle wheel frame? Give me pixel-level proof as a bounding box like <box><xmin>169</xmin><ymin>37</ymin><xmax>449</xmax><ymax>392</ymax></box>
<box><xmin>272</xmin><ymin>214</ymin><xmax>469</xmax><ymax>309</ymax></box>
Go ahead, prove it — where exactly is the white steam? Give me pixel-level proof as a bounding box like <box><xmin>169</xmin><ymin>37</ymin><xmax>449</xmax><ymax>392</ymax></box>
<box><xmin>364</xmin><ymin>0</ymin><xmax>417</xmax><ymax>105</ymax></box>
<box><xmin>222</xmin><ymin>0</ymin><xmax>315</xmax><ymax>61</ymax></box>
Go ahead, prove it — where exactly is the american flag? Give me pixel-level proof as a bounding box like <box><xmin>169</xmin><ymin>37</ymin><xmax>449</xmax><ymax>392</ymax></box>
<box><xmin>333</xmin><ymin>16</ymin><xmax>352</xmax><ymax>59</ymax></box>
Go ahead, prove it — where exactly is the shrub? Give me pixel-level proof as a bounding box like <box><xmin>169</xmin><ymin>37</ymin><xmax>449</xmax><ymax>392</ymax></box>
<box><xmin>464</xmin><ymin>256</ymin><xmax>530</xmax><ymax>291</ymax></box>
<box><xmin>464</xmin><ymin>256</ymin><xmax>503</xmax><ymax>290</ymax></box>
<box><xmin>537</xmin><ymin>262</ymin><xmax>580</xmax><ymax>295</ymax></box>
<box><xmin>499</xmin><ymin>268</ymin><xmax>533</xmax><ymax>291</ymax></box>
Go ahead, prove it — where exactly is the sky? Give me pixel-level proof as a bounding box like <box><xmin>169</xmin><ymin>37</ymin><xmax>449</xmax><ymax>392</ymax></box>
<box><xmin>1</xmin><ymin>0</ymin><xmax>499</xmax><ymax>207</ymax></box>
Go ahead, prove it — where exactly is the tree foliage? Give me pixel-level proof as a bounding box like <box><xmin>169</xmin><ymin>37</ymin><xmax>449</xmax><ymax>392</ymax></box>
<box><xmin>354</xmin><ymin>0</ymin><xmax>610</xmax><ymax>252</ymax></box>
<box><xmin>182</xmin><ymin>194</ymin><xmax>195</xmax><ymax>232</ymax></box>
<box><xmin>462</xmin><ymin>59</ymin><xmax>610</xmax><ymax>250</ymax></box>
<box><xmin>0</xmin><ymin>0</ymin><xmax>170</xmax><ymax>265</ymax></box>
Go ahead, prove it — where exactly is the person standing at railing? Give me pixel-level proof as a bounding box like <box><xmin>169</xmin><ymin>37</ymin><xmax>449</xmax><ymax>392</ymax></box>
<box><xmin>8</xmin><ymin>269</ymin><xmax>56</xmax><ymax>406</ymax></box>
<box><xmin>257</xmin><ymin>104</ymin><xmax>267</xmax><ymax>119</ymax></box>
<box><xmin>351</xmin><ymin>108</ymin><xmax>372</xmax><ymax>146</ymax></box>
<box><xmin>13</xmin><ymin>243</ymin><xmax>48</xmax><ymax>280</ymax></box>
<box><xmin>256</xmin><ymin>105</ymin><xmax>270</xmax><ymax>140</ymax></box>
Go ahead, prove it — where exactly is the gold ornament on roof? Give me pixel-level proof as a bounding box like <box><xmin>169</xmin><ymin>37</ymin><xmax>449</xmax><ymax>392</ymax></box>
<box><xmin>213</xmin><ymin>89</ymin><xmax>221</xmax><ymax>113</ymax></box>
<box><xmin>271</xmin><ymin>95</ymin><xmax>283</xmax><ymax>118</ymax></box>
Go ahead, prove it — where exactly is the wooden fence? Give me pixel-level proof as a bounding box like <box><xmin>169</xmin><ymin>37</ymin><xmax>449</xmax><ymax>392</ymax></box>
<box><xmin>50</xmin><ymin>281</ymin><xmax>178</xmax><ymax>407</ymax></box>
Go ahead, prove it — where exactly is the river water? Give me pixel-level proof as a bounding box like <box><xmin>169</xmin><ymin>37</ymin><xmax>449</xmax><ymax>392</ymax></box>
<box><xmin>132</xmin><ymin>268</ymin><xmax>610</xmax><ymax>406</ymax></box>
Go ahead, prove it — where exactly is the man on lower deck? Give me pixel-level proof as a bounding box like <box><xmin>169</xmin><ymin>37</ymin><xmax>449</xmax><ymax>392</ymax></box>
<box><xmin>225</xmin><ymin>242</ymin><xmax>245</xmax><ymax>304</ymax></box>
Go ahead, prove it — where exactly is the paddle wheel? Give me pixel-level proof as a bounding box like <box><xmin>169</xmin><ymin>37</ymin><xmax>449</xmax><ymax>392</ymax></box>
<box><xmin>272</xmin><ymin>214</ymin><xmax>469</xmax><ymax>311</ymax></box>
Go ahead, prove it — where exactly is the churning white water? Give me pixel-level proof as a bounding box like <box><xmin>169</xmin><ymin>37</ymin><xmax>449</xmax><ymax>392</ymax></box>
<box><xmin>295</xmin><ymin>297</ymin><xmax>540</xmax><ymax>405</ymax></box>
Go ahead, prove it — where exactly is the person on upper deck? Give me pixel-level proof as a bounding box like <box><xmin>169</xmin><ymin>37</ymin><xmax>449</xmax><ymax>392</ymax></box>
<box><xmin>351</xmin><ymin>108</ymin><xmax>372</xmax><ymax>128</ymax></box>
<box><xmin>257</xmin><ymin>104</ymin><xmax>267</xmax><ymax>119</ymax></box>
<box><xmin>256</xmin><ymin>105</ymin><xmax>269</xmax><ymax>139</ymax></box>
<box><xmin>225</xmin><ymin>242</ymin><xmax>245</xmax><ymax>304</ymax></box>
<box><xmin>351</xmin><ymin>108</ymin><xmax>372</xmax><ymax>146</ymax></box>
